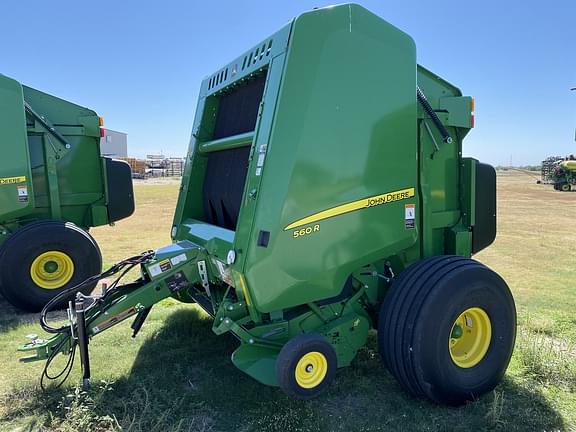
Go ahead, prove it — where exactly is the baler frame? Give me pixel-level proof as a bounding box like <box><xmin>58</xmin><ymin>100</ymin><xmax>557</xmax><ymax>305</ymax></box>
<box><xmin>19</xmin><ymin>4</ymin><xmax>515</xmax><ymax>406</ymax></box>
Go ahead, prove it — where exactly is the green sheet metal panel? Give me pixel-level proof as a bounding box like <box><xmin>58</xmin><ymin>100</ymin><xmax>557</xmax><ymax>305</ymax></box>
<box><xmin>416</xmin><ymin>66</ymin><xmax>472</xmax><ymax>257</ymax></box>
<box><xmin>22</xmin><ymin>86</ymin><xmax>105</xmax><ymax>226</ymax></box>
<box><xmin>171</xmin><ymin>4</ymin><xmax>477</xmax><ymax>315</ymax></box>
<box><xmin>242</xmin><ymin>5</ymin><xmax>419</xmax><ymax>312</ymax></box>
<box><xmin>172</xmin><ymin>23</ymin><xmax>292</xmax><ymax>244</ymax></box>
<box><xmin>0</xmin><ymin>75</ymin><xmax>34</xmax><ymax>220</ymax></box>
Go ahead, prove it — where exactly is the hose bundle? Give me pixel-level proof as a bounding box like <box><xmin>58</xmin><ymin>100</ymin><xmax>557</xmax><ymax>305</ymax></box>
<box><xmin>39</xmin><ymin>250</ymin><xmax>154</xmax><ymax>389</ymax></box>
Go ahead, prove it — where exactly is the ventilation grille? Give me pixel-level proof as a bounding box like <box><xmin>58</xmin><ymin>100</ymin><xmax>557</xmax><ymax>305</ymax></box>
<box><xmin>207</xmin><ymin>39</ymin><xmax>273</xmax><ymax>91</ymax></box>
<box><xmin>208</xmin><ymin>67</ymin><xmax>229</xmax><ymax>90</ymax></box>
<box><xmin>242</xmin><ymin>39</ymin><xmax>273</xmax><ymax>71</ymax></box>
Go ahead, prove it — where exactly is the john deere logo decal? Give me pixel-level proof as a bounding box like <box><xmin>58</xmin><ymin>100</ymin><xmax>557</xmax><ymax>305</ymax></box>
<box><xmin>285</xmin><ymin>187</ymin><xmax>415</xmax><ymax>231</ymax></box>
<box><xmin>0</xmin><ymin>176</ymin><xmax>26</xmax><ymax>186</ymax></box>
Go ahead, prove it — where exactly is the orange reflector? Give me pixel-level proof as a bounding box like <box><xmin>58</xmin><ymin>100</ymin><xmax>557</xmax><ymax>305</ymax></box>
<box><xmin>99</xmin><ymin>116</ymin><xmax>105</xmax><ymax>127</ymax></box>
<box><xmin>470</xmin><ymin>97</ymin><xmax>475</xmax><ymax>113</ymax></box>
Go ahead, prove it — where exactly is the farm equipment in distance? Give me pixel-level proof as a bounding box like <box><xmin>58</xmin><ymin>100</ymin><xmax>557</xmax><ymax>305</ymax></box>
<box><xmin>553</xmin><ymin>159</ymin><xmax>576</xmax><ymax>192</ymax></box>
<box><xmin>541</xmin><ymin>155</ymin><xmax>576</xmax><ymax>191</ymax></box>
<box><xmin>0</xmin><ymin>75</ymin><xmax>135</xmax><ymax>311</ymax></box>
<box><xmin>20</xmin><ymin>4</ymin><xmax>516</xmax><ymax>406</ymax></box>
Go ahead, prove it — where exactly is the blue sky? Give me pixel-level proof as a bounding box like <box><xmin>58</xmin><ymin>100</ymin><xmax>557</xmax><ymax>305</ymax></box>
<box><xmin>1</xmin><ymin>1</ymin><xmax>574</xmax><ymax>166</ymax></box>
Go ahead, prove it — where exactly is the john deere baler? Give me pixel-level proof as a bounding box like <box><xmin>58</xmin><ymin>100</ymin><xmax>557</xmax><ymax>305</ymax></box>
<box><xmin>21</xmin><ymin>4</ymin><xmax>516</xmax><ymax>406</ymax></box>
<box><xmin>0</xmin><ymin>75</ymin><xmax>134</xmax><ymax>311</ymax></box>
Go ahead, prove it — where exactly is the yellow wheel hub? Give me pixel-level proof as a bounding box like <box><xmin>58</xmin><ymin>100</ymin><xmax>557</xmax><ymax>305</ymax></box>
<box><xmin>294</xmin><ymin>351</ymin><xmax>328</xmax><ymax>388</ymax></box>
<box><xmin>449</xmin><ymin>307</ymin><xmax>492</xmax><ymax>368</ymax></box>
<box><xmin>30</xmin><ymin>251</ymin><xmax>74</xmax><ymax>290</ymax></box>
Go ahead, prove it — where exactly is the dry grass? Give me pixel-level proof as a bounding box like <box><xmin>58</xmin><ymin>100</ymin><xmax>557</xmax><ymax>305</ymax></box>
<box><xmin>476</xmin><ymin>171</ymin><xmax>576</xmax><ymax>343</ymax></box>
<box><xmin>90</xmin><ymin>179</ymin><xmax>180</xmax><ymax>265</ymax></box>
<box><xmin>0</xmin><ymin>172</ymin><xmax>575</xmax><ymax>431</ymax></box>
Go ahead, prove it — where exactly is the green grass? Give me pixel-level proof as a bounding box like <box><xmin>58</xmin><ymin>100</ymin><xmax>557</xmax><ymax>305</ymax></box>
<box><xmin>1</xmin><ymin>173</ymin><xmax>575</xmax><ymax>431</ymax></box>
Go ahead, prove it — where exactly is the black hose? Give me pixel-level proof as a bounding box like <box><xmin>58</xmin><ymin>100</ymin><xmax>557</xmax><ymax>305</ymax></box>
<box><xmin>40</xmin><ymin>336</ymin><xmax>77</xmax><ymax>390</ymax></box>
<box><xmin>417</xmin><ymin>86</ymin><xmax>452</xmax><ymax>144</ymax></box>
<box><xmin>38</xmin><ymin>250</ymin><xmax>154</xmax><ymax>390</ymax></box>
<box><xmin>40</xmin><ymin>250</ymin><xmax>155</xmax><ymax>334</ymax></box>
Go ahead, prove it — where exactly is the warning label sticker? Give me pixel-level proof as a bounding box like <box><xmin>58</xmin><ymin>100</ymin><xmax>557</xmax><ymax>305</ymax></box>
<box><xmin>0</xmin><ymin>176</ymin><xmax>26</xmax><ymax>186</ymax></box>
<box><xmin>17</xmin><ymin>185</ymin><xmax>28</xmax><ymax>202</ymax></box>
<box><xmin>148</xmin><ymin>258</ymin><xmax>172</xmax><ymax>277</ymax></box>
<box><xmin>170</xmin><ymin>253</ymin><xmax>187</xmax><ymax>266</ymax></box>
<box><xmin>255</xmin><ymin>144</ymin><xmax>267</xmax><ymax>177</ymax></box>
<box><xmin>405</xmin><ymin>204</ymin><xmax>415</xmax><ymax>229</ymax></box>
<box><xmin>159</xmin><ymin>259</ymin><xmax>172</xmax><ymax>272</ymax></box>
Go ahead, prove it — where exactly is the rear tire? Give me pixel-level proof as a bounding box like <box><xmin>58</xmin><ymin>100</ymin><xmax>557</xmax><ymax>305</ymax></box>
<box><xmin>0</xmin><ymin>221</ymin><xmax>102</xmax><ymax>312</ymax></box>
<box><xmin>561</xmin><ymin>183</ymin><xmax>571</xmax><ymax>192</ymax></box>
<box><xmin>378</xmin><ymin>255</ymin><xmax>516</xmax><ymax>405</ymax></box>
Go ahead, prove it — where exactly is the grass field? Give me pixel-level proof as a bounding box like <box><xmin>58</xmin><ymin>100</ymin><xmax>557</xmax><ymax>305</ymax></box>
<box><xmin>0</xmin><ymin>171</ymin><xmax>575</xmax><ymax>432</ymax></box>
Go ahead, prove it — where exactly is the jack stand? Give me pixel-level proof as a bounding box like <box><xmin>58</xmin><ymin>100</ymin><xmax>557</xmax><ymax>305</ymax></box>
<box><xmin>75</xmin><ymin>293</ymin><xmax>91</xmax><ymax>390</ymax></box>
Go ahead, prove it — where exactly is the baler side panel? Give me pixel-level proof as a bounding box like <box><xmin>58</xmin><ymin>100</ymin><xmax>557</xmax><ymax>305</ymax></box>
<box><xmin>172</xmin><ymin>24</ymin><xmax>292</xmax><ymax>258</ymax></box>
<box><xmin>244</xmin><ymin>5</ymin><xmax>419</xmax><ymax>312</ymax></box>
<box><xmin>172</xmin><ymin>93</ymin><xmax>212</xmax><ymax>231</ymax></box>
<box><xmin>416</xmin><ymin>67</ymin><xmax>473</xmax><ymax>257</ymax></box>
<box><xmin>0</xmin><ymin>75</ymin><xmax>34</xmax><ymax>222</ymax></box>
<box><xmin>233</xmin><ymin>50</ymin><xmax>291</xmax><ymax>272</ymax></box>
<box><xmin>22</xmin><ymin>86</ymin><xmax>106</xmax><ymax>227</ymax></box>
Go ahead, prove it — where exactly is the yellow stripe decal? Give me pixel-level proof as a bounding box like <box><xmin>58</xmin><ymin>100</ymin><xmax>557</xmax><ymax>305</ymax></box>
<box><xmin>284</xmin><ymin>187</ymin><xmax>415</xmax><ymax>231</ymax></box>
<box><xmin>0</xmin><ymin>176</ymin><xmax>26</xmax><ymax>185</ymax></box>
<box><xmin>238</xmin><ymin>274</ymin><xmax>252</xmax><ymax>306</ymax></box>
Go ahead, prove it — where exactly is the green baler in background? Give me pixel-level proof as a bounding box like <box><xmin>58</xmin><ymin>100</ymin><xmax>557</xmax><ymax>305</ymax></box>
<box><xmin>21</xmin><ymin>4</ymin><xmax>516</xmax><ymax>406</ymax></box>
<box><xmin>0</xmin><ymin>74</ymin><xmax>135</xmax><ymax>311</ymax></box>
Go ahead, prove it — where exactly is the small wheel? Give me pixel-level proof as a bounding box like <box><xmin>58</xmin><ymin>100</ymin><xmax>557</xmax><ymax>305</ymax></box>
<box><xmin>275</xmin><ymin>333</ymin><xmax>337</xmax><ymax>400</ymax></box>
<box><xmin>0</xmin><ymin>221</ymin><xmax>102</xmax><ymax>312</ymax></box>
<box><xmin>378</xmin><ymin>256</ymin><xmax>516</xmax><ymax>406</ymax></box>
<box><xmin>561</xmin><ymin>183</ymin><xmax>571</xmax><ymax>192</ymax></box>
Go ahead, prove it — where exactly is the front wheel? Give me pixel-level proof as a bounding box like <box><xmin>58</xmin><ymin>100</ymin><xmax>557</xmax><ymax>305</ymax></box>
<box><xmin>275</xmin><ymin>333</ymin><xmax>337</xmax><ymax>400</ymax></box>
<box><xmin>378</xmin><ymin>256</ymin><xmax>516</xmax><ymax>405</ymax></box>
<box><xmin>0</xmin><ymin>221</ymin><xmax>102</xmax><ymax>312</ymax></box>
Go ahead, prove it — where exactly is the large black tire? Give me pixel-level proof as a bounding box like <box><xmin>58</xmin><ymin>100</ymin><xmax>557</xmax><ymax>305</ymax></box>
<box><xmin>276</xmin><ymin>333</ymin><xmax>337</xmax><ymax>400</ymax></box>
<box><xmin>0</xmin><ymin>221</ymin><xmax>102</xmax><ymax>312</ymax></box>
<box><xmin>378</xmin><ymin>255</ymin><xmax>516</xmax><ymax>406</ymax></box>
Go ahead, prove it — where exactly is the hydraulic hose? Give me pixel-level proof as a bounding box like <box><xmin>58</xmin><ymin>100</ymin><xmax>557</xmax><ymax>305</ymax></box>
<box><xmin>417</xmin><ymin>86</ymin><xmax>452</xmax><ymax>144</ymax></box>
<box><xmin>38</xmin><ymin>250</ymin><xmax>154</xmax><ymax>390</ymax></box>
<box><xmin>39</xmin><ymin>250</ymin><xmax>155</xmax><ymax>334</ymax></box>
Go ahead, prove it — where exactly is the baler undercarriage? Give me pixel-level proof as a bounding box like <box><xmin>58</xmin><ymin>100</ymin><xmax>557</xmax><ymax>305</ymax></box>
<box><xmin>21</xmin><ymin>241</ymin><xmax>380</xmax><ymax>392</ymax></box>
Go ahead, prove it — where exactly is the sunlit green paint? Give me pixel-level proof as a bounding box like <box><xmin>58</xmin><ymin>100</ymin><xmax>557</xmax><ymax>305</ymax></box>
<box><xmin>0</xmin><ymin>74</ymin><xmax>121</xmax><ymax>245</ymax></box>
<box><xmin>20</xmin><ymin>4</ymin><xmax>486</xmax><ymax>389</ymax></box>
